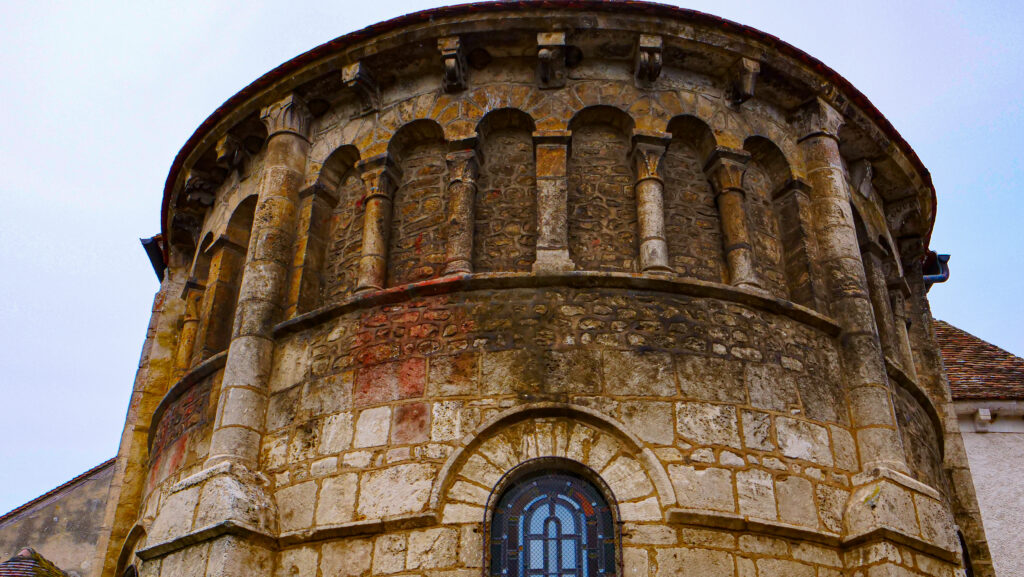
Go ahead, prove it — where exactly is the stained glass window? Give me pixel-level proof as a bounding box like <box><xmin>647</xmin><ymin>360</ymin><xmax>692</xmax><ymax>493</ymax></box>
<box><xmin>489</xmin><ymin>472</ymin><xmax>617</xmax><ymax>577</ymax></box>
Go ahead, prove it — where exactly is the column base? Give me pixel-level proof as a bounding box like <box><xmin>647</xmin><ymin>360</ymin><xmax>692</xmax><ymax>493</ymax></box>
<box><xmin>532</xmin><ymin>248</ymin><xmax>575</xmax><ymax>273</ymax></box>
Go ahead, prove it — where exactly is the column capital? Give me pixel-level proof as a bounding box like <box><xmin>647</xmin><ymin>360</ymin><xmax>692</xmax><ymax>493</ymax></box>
<box><xmin>772</xmin><ymin>177</ymin><xmax>812</xmax><ymax>201</ymax></box>
<box><xmin>631</xmin><ymin>130</ymin><xmax>671</xmax><ymax>182</ymax></box>
<box><xmin>703</xmin><ymin>147</ymin><xmax>751</xmax><ymax>196</ymax></box>
<box><xmin>793</xmin><ymin>97</ymin><xmax>845</xmax><ymax>141</ymax></box>
<box><xmin>260</xmin><ymin>93</ymin><xmax>311</xmax><ymax>140</ymax></box>
<box><xmin>357</xmin><ymin>154</ymin><xmax>401</xmax><ymax>203</ymax></box>
<box><xmin>446</xmin><ymin>146</ymin><xmax>480</xmax><ymax>186</ymax></box>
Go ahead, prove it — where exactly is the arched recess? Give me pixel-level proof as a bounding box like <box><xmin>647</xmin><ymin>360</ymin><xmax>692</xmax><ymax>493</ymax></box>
<box><xmin>387</xmin><ymin>119</ymin><xmax>448</xmax><ymax>286</ymax></box>
<box><xmin>743</xmin><ymin>136</ymin><xmax>795</xmax><ymax>300</ymax></box>
<box><xmin>173</xmin><ymin>232</ymin><xmax>214</xmax><ymax>375</ymax></box>
<box><xmin>192</xmin><ymin>195</ymin><xmax>255</xmax><ymax>362</ymax></box>
<box><xmin>114</xmin><ymin>524</ymin><xmax>147</xmax><ymax>577</ymax></box>
<box><xmin>662</xmin><ymin>115</ymin><xmax>724</xmax><ymax>282</ymax></box>
<box><xmin>432</xmin><ymin>403</ymin><xmax>676</xmax><ymax>527</ymax></box>
<box><xmin>567</xmin><ymin>106</ymin><xmax>637</xmax><ymax>272</ymax></box>
<box><xmin>474</xmin><ymin>108</ymin><xmax>537</xmax><ymax>273</ymax></box>
<box><xmin>312</xmin><ymin>145</ymin><xmax>365</xmax><ymax>302</ymax></box>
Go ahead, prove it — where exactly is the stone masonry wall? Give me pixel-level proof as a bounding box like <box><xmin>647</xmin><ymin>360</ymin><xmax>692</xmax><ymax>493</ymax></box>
<box><xmin>474</xmin><ymin>127</ymin><xmax>537</xmax><ymax>273</ymax></box>
<box><xmin>325</xmin><ymin>171</ymin><xmax>367</xmax><ymax>301</ymax></box>
<box><xmin>661</xmin><ymin>140</ymin><xmax>725</xmax><ymax>283</ymax></box>
<box><xmin>388</xmin><ymin>141</ymin><xmax>449</xmax><ymax>286</ymax></box>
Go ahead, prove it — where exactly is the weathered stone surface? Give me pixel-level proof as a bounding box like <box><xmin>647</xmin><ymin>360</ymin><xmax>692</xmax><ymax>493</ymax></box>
<box><xmin>277</xmin><ymin>481</ymin><xmax>317</xmax><ymax>533</ymax></box>
<box><xmin>669</xmin><ymin>464</ymin><xmax>735</xmax><ymax>511</ymax></box>
<box><xmin>775</xmin><ymin>417</ymin><xmax>833</xmax><ymax>466</ymax></box>
<box><xmin>620</xmin><ymin>401</ymin><xmax>674</xmax><ymax>445</ymax></box>
<box><xmin>321</xmin><ymin>538</ymin><xmax>373</xmax><ymax>577</ymax></box>
<box><xmin>775</xmin><ymin>475</ymin><xmax>817</xmax><ymax>527</ymax></box>
<box><xmin>316</xmin><ymin>472</ymin><xmax>357</xmax><ymax>525</ymax></box>
<box><xmin>354</xmin><ymin>406</ymin><xmax>392</xmax><ymax>448</ymax></box>
<box><xmin>677</xmin><ymin>402</ymin><xmax>741</xmax><ymax>449</ymax></box>
<box><xmin>656</xmin><ymin>548</ymin><xmax>735</xmax><ymax>577</ymax></box>
<box><xmin>737</xmin><ymin>468</ymin><xmax>776</xmax><ymax>519</ymax></box>
<box><xmin>406</xmin><ymin>528</ymin><xmax>458</xmax><ymax>569</ymax></box>
<box><xmin>372</xmin><ymin>534</ymin><xmax>407</xmax><ymax>574</ymax></box>
<box><xmin>357</xmin><ymin>464</ymin><xmax>434</xmax><ymax>518</ymax></box>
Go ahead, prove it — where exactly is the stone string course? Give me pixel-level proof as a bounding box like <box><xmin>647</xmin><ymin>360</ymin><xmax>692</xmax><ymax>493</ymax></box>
<box><xmin>94</xmin><ymin>4</ymin><xmax>992</xmax><ymax>577</ymax></box>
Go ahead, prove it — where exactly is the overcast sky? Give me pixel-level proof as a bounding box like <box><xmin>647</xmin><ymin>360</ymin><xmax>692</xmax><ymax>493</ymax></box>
<box><xmin>0</xmin><ymin>0</ymin><xmax>1021</xmax><ymax>516</ymax></box>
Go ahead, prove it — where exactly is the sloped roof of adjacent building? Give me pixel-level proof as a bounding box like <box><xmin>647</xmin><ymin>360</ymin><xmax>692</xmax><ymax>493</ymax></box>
<box><xmin>935</xmin><ymin>320</ymin><xmax>1024</xmax><ymax>400</ymax></box>
<box><xmin>0</xmin><ymin>549</ymin><xmax>70</xmax><ymax>577</ymax></box>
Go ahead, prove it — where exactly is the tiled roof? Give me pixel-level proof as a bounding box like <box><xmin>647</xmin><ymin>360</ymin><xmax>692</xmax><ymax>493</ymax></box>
<box><xmin>935</xmin><ymin>320</ymin><xmax>1024</xmax><ymax>400</ymax></box>
<box><xmin>0</xmin><ymin>549</ymin><xmax>69</xmax><ymax>577</ymax></box>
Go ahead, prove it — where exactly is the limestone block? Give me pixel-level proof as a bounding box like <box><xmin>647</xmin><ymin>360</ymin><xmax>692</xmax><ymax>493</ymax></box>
<box><xmin>432</xmin><ymin>401</ymin><xmax>463</xmax><ymax>441</ymax></box>
<box><xmin>148</xmin><ymin>485</ymin><xmax>198</xmax><ymax>543</ymax></box>
<box><xmin>459</xmin><ymin>525</ymin><xmax>483</xmax><ymax>568</ymax></box>
<box><xmin>357</xmin><ymin>463</ymin><xmax>434</xmax><ymax>518</ymax></box>
<box><xmin>775</xmin><ymin>475</ymin><xmax>817</xmax><ymax>527</ymax></box>
<box><xmin>676</xmin><ymin>403</ymin><xmax>741</xmax><ymax>449</ymax></box>
<box><xmin>321</xmin><ymin>538</ymin><xmax>373</xmax><ymax>577</ymax></box>
<box><xmin>159</xmin><ymin>543</ymin><xmax>208</xmax><ymax>577</ymax></box>
<box><xmin>775</xmin><ymin>417</ymin><xmax>833</xmax><ymax>466</ymax></box>
<box><xmin>262</xmin><ymin>432</ymin><xmax>289</xmax><ymax>469</ymax></box>
<box><xmin>914</xmin><ymin>494</ymin><xmax>958</xmax><ymax>552</ymax></box>
<box><xmin>845</xmin><ymin>480</ymin><xmax>919</xmax><ymax>538</ymax></box>
<box><xmin>586</xmin><ymin>434</ymin><xmax>621</xmax><ymax>471</ymax></box>
<box><xmin>482</xmin><ymin>349</ymin><xmax>538</xmax><ymax>394</ymax></box>
<box><xmin>566</xmin><ymin>424</ymin><xmax>596</xmax><ymax>463</ymax></box>
<box><xmin>622</xmin><ymin>523</ymin><xmax>677</xmax><ymax>545</ymax></box>
<box><xmin>343</xmin><ymin>450</ymin><xmax>373</xmax><ymax>468</ymax></box>
<box><xmin>460</xmin><ymin>454</ymin><xmax>503</xmax><ymax>488</ymax></box>
<box><xmin>302</xmin><ymin>371</ymin><xmax>354</xmax><ymax>418</ymax></box>
<box><xmin>311</xmin><ymin>456</ymin><xmax>337</xmax><ymax>477</ymax></box>
<box><xmin>719</xmin><ymin>451</ymin><xmax>744</xmax><ymax>467</ymax></box>
<box><xmin>736</xmin><ymin>469</ymin><xmax>776</xmax><ymax>520</ymax></box>
<box><xmin>655</xmin><ymin>548</ymin><xmax>735</xmax><ymax>577</ymax></box>
<box><xmin>477</xmin><ymin>435</ymin><xmax>519</xmax><ymax>471</ymax></box>
<box><xmin>738</xmin><ymin>534</ymin><xmax>787</xmax><ymax>556</ymax></box>
<box><xmin>619</xmin><ymin>496</ymin><xmax>661</xmax><ymax>521</ymax></box>
<box><xmin>205</xmin><ymin>535</ymin><xmax>273</xmax><ymax>577</ymax></box>
<box><xmin>668</xmin><ymin>465</ymin><xmax>735</xmax><ymax>512</ymax></box>
<box><xmin>277</xmin><ymin>481</ymin><xmax>317</xmax><ymax>533</ymax></box>
<box><xmin>677</xmin><ymin>356</ymin><xmax>746</xmax><ymax>403</ymax></box>
<box><xmin>319</xmin><ymin>412</ymin><xmax>353</xmax><ymax>455</ymax></box>
<box><xmin>815</xmin><ymin>484</ymin><xmax>848</xmax><ymax>534</ymax></box>
<box><xmin>623</xmin><ymin>547</ymin><xmax>649</xmax><ymax>577</ymax></box>
<box><xmin>544</xmin><ymin>349</ymin><xmax>602</xmax><ymax>394</ymax></box>
<box><xmin>392</xmin><ymin>402</ymin><xmax>431</xmax><ymax>444</ymax></box>
<box><xmin>428</xmin><ymin>353</ymin><xmax>479</xmax><ymax>396</ymax></box>
<box><xmin>372</xmin><ymin>534</ymin><xmax>407</xmax><ymax>574</ymax></box>
<box><xmin>316</xmin><ymin>472</ymin><xmax>358</xmax><ymax>525</ymax></box>
<box><xmin>619</xmin><ymin>401</ymin><xmax>674</xmax><ymax>445</ymax></box>
<box><xmin>442</xmin><ymin>502</ymin><xmax>485</xmax><ymax>524</ymax></box>
<box><xmin>791</xmin><ymin>542</ymin><xmax>842</xmax><ymax>567</ymax></box>
<box><xmin>354</xmin><ymin>406</ymin><xmax>392</xmax><ymax>448</ymax></box>
<box><xmin>406</xmin><ymin>527</ymin><xmax>459</xmax><ymax>569</ymax></box>
<box><xmin>448</xmin><ymin>480</ymin><xmax>491</xmax><ymax>506</ymax></box>
<box><xmin>745</xmin><ymin>364</ymin><xmax>799</xmax><ymax>411</ymax></box>
<box><xmin>755</xmin><ymin>558</ymin><xmax>814</xmax><ymax>577</ymax></box>
<box><xmin>679</xmin><ymin>527</ymin><xmax>736</xmax><ymax>549</ymax></box>
<box><xmin>829</xmin><ymin>425</ymin><xmax>858</xmax><ymax>471</ymax></box>
<box><xmin>194</xmin><ymin>471</ymin><xmax>278</xmax><ymax>533</ymax></box>
<box><xmin>269</xmin><ymin>339</ymin><xmax>310</xmax><ymax>394</ymax></box>
<box><xmin>275</xmin><ymin>546</ymin><xmax>318</xmax><ymax>577</ymax></box>
<box><xmin>604</xmin><ymin>350</ymin><xmax>676</xmax><ymax>396</ymax></box>
<box><xmin>601</xmin><ymin>456</ymin><xmax>654</xmax><ymax>501</ymax></box>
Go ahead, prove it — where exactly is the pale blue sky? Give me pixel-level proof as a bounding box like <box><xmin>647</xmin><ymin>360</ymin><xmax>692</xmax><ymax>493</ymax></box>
<box><xmin>0</xmin><ymin>0</ymin><xmax>1021</xmax><ymax>515</ymax></box>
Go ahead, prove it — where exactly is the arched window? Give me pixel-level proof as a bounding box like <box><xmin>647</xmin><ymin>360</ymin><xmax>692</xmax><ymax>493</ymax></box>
<box><xmin>489</xmin><ymin>470</ymin><xmax>617</xmax><ymax>577</ymax></box>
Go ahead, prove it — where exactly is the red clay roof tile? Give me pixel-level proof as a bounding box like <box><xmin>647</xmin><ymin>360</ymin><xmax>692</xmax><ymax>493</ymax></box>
<box><xmin>935</xmin><ymin>320</ymin><xmax>1024</xmax><ymax>400</ymax></box>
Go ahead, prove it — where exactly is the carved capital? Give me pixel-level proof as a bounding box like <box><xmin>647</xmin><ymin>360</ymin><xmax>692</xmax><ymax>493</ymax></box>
<box><xmin>635</xmin><ymin>34</ymin><xmax>663</xmax><ymax>85</ymax></box>
<box><xmin>343</xmin><ymin>61</ymin><xmax>379</xmax><ymax>116</ymax></box>
<box><xmin>703</xmin><ymin>147</ymin><xmax>751</xmax><ymax>196</ymax></box>
<box><xmin>215</xmin><ymin>133</ymin><xmax>249</xmax><ymax>172</ymax></box>
<box><xmin>357</xmin><ymin>154</ymin><xmax>400</xmax><ymax>203</ymax></box>
<box><xmin>793</xmin><ymin>97</ymin><xmax>845</xmax><ymax>141</ymax></box>
<box><xmin>446</xmin><ymin>146</ymin><xmax>480</xmax><ymax>185</ymax></box>
<box><xmin>184</xmin><ymin>169</ymin><xmax>217</xmax><ymax>207</ymax></box>
<box><xmin>631</xmin><ymin>131</ymin><xmax>671</xmax><ymax>181</ymax></box>
<box><xmin>537</xmin><ymin>32</ymin><xmax>567</xmax><ymax>89</ymax></box>
<box><xmin>772</xmin><ymin>177</ymin><xmax>812</xmax><ymax>202</ymax></box>
<box><xmin>438</xmin><ymin>36</ymin><xmax>467</xmax><ymax>93</ymax></box>
<box><xmin>260</xmin><ymin>93</ymin><xmax>311</xmax><ymax>139</ymax></box>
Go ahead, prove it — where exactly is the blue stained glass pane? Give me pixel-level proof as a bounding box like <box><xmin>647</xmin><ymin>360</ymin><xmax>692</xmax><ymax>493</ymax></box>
<box><xmin>491</xmin><ymin>472</ymin><xmax>615</xmax><ymax>577</ymax></box>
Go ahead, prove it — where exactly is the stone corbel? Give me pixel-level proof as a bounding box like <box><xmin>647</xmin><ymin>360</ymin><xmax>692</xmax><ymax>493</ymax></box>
<box><xmin>731</xmin><ymin>57</ymin><xmax>760</xmax><ymax>105</ymax></box>
<box><xmin>215</xmin><ymin>133</ymin><xmax>248</xmax><ymax>173</ymax></box>
<box><xmin>183</xmin><ymin>170</ymin><xmax>217</xmax><ymax>207</ymax></box>
<box><xmin>342</xmin><ymin>61</ymin><xmax>379</xmax><ymax>116</ymax></box>
<box><xmin>260</xmin><ymin>93</ymin><xmax>311</xmax><ymax>140</ymax></box>
<box><xmin>438</xmin><ymin>36</ymin><xmax>467</xmax><ymax>93</ymax></box>
<box><xmin>537</xmin><ymin>32</ymin><xmax>568</xmax><ymax>89</ymax></box>
<box><xmin>635</xmin><ymin>34</ymin><xmax>663</xmax><ymax>85</ymax></box>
